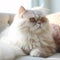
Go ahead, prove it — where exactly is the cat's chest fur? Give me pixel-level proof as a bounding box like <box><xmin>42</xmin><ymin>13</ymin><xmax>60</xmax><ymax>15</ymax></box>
<box><xmin>0</xmin><ymin>23</ymin><xmax>54</xmax><ymax>54</ymax></box>
<box><xmin>14</xmin><ymin>29</ymin><xmax>53</xmax><ymax>54</ymax></box>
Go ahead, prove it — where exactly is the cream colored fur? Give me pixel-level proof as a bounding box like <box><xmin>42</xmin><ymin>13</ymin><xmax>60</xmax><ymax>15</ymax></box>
<box><xmin>0</xmin><ymin>6</ymin><xmax>56</xmax><ymax>59</ymax></box>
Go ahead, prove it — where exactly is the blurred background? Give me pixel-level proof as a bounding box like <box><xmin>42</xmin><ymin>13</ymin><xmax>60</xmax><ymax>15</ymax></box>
<box><xmin>0</xmin><ymin>0</ymin><xmax>60</xmax><ymax>14</ymax></box>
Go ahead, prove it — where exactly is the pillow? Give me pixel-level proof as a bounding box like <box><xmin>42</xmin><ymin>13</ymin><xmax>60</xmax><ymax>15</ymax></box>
<box><xmin>46</xmin><ymin>12</ymin><xmax>60</xmax><ymax>52</ymax></box>
<box><xmin>46</xmin><ymin>12</ymin><xmax>60</xmax><ymax>25</ymax></box>
<box><xmin>0</xmin><ymin>13</ymin><xmax>10</xmax><ymax>32</ymax></box>
<box><xmin>8</xmin><ymin>14</ymin><xmax>15</xmax><ymax>25</ymax></box>
<box><xmin>52</xmin><ymin>24</ymin><xmax>60</xmax><ymax>52</ymax></box>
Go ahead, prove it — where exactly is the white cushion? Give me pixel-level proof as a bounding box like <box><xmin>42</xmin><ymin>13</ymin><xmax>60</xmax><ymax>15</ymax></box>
<box><xmin>47</xmin><ymin>53</ymin><xmax>60</xmax><ymax>58</ymax></box>
<box><xmin>15</xmin><ymin>53</ymin><xmax>60</xmax><ymax>60</ymax></box>
<box><xmin>16</xmin><ymin>56</ymin><xmax>44</xmax><ymax>60</ymax></box>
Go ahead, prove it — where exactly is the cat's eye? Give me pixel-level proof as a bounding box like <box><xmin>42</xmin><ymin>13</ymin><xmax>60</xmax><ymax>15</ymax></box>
<box><xmin>21</xmin><ymin>15</ymin><xmax>24</xmax><ymax>18</ymax></box>
<box><xmin>29</xmin><ymin>17</ymin><xmax>36</xmax><ymax>22</ymax></box>
<box><xmin>40</xmin><ymin>17</ymin><xmax>47</xmax><ymax>22</ymax></box>
<box><xmin>38</xmin><ymin>17</ymin><xmax>47</xmax><ymax>23</ymax></box>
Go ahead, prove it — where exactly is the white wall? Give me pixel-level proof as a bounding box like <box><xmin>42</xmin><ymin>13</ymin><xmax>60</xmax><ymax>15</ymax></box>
<box><xmin>51</xmin><ymin>0</ymin><xmax>60</xmax><ymax>13</ymax></box>
<box><xmin>0</xmin><ymin>0</ymin><xmax>31</xmax><ymax>13</ymax></box>
<box><xmin>44</xmin><ymin>0</ymin><xmax>60</xmax><ymax>13</ymax></box>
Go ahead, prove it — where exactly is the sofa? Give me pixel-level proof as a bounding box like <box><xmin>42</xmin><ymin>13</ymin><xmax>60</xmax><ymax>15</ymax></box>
<box><xmin>0</xmin><ymin>12</ymin><xmax>60</xmax><ymax>60</ymax></box>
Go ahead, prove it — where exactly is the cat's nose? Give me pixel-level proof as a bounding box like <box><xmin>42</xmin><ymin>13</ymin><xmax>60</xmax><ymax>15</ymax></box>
<box><xmin>37</xmin><ymin>21</ymin><xmax>41</xmax><ymax>24</ymax></box>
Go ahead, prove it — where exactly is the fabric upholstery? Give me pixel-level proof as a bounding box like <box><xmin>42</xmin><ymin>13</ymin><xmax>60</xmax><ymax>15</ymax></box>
<box><xmin>52</xmin><ymin>24</ymin><xmax>60</xmax><ymax>52</ymax></box>
<box><xmin>0</xmin><ymin>13</ymin><xmax>15</xmax><ymax>32</ymax></box>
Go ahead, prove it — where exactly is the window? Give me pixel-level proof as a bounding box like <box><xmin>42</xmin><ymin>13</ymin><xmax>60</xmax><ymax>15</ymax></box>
<box><xmin>32</xmin><ymin>0</ymin><xmax>44</xmax><ymax>7</ymax></box>
<box><xmin>0</xmin><ymin>0</ymin><xmax>31</xmax><ymax>13</ymax></box>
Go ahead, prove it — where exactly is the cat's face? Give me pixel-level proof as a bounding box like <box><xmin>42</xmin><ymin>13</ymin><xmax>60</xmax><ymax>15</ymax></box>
<box><xmin>15</xmin><ymin>6</ymin><xmax>49</xmax><ymax>34</ymax></box>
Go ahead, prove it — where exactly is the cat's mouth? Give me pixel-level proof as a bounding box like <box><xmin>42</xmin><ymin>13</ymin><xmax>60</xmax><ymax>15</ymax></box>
<box><xmin>30</xmin><ymin>24</ymin><xmax>41</xmax><ymax>31</ymax></box>
<box><xmin>34</xmin><ymin>25</ymin><xmax>41</xmax><ymax>30</ymax></box>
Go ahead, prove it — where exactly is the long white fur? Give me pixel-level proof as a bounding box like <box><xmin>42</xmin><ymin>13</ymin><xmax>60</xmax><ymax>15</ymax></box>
<box><xmin>0</xmin><ymin>6</ymin><xmax>56</xmax><ymax>60</ymax></box>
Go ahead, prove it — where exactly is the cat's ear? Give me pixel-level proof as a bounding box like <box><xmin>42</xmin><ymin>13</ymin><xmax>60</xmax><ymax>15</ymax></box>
<box><xmin>18</xmin><ymin>6</ymin><xmax>26</xmax><ymax>14</ymax></box>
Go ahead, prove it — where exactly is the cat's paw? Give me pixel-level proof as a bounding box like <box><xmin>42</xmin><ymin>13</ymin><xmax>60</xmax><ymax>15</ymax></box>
<box><xmin>30</xmin><ymin>49</ymin><xmax>41</xmax><ymax>57</ymax></box>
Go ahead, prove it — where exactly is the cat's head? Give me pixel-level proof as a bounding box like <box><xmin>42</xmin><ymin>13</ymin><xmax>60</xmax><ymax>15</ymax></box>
<box><xmin>14</xmin><ymin>6</ymin><xmax>50</xmax><ymax>34</ymax></box>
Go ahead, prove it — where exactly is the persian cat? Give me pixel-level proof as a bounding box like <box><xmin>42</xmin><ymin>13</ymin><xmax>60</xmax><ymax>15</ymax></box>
<box><xmin>0</xmin><ymin>6</ymin><xmax>56</xmax><ymax>59</ymax></box>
